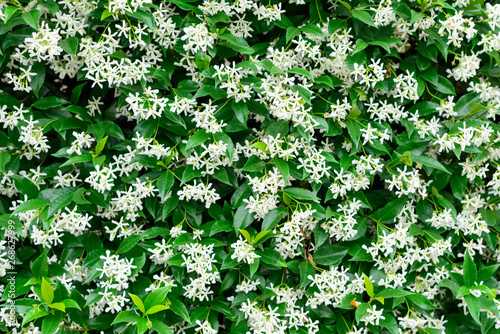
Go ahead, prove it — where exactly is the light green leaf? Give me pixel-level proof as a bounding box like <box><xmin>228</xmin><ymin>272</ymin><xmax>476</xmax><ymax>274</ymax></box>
<box><xmin>95</xmin><ymin>136</ymin><xmax>107</xmax><ymax>155</ymax></box>
<box><xmin>48</xmin><ymin>302</ymin><xmax>65</xmax><ymax>312</ymax></box>
<box><xmin>363</xmin><ymin>274</ymin><xmax>374</xmax><ymax>298</ymax></box>
<box><xmin>129</xmin><ymin>293</ymin><xmax>145</xmax><ymax>313</ymax></box>
<box><xmin>145</xmin><ymin>305</ymin><xmax>169</xmax><ymax>315</ymax></box>
<box><xmin>41</xmin><ymin>277</ymin><xmax>54</xmax><ymax>304</ymax></box>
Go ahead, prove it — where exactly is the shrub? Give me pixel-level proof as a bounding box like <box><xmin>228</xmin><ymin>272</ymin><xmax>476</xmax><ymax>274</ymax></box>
<box><xmin>1</xmin><ymin>0</ymin><xmax>500</xmax><ymax>333</ymax></box>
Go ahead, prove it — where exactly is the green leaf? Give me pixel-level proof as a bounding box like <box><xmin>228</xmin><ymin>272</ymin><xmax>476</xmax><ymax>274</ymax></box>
<box><xmin>252</xmin><ymin>142</ymin><xmax>267</xmax><ymax>153</ymax></box>
<box><xmin>32</xmin><ymin>249</ymin><xmax>48</xmax><ymax>278</ymax></box>
<box><xmin>169</xmin><ymin>298</ymin><xmax>191</xmax><ymax>324</ymax></box>
<box><xmin>346</xmin><ymin>119</ymin><xmax>362</xmax><ymax>148</ymax></box>
<box><xmin>253</xmin><ymin>230</ymin><xmax>271</xmax><ymax>245</ymax></box>
<box><xmin>375</xmin><ymin>289</ymin><xmax>414</xmax><ymax>298</ymax></box>
<box><xmin>232</xmin><ymin>100</ymin><xmax>248</xmax><ymax>126</ymax></box>
<box><xmin>61</xmin><ymin>154</ymin><xmax>93</xmax><ymax>167</ymax></box>
<box><xmin>129</xmin><ymin>293</ymin><xmax>145</xmax><ymax>313</ymax></box>
<box><xmin>42</xmin><ymin>313</ymin><xmax>62</xmax><ymax>334</ymax></box>
<box><xmin>299</xmin><ymin>261</ymin><xmax>315</xmax><ymax>287</ymax></box>
<box><xmin>151</xmin><ymin>319</ymin><xmax>173</xmax><ymax>334</ymax></box>
<box><xmin>313</xmin><ymin>75</ymin><xmax>344</xmax><ymax>90</ymax></box>
<box><xmin>282</xmin><ymin>187</ymin><xmax>319</xmax><ymax>201</ymax></box>
<box><xmin>0</xmin><ymin>151</ymin><xmax>10</xmax><ymax>173</ymax></box>
<box><xmin>61</xmin><ymin>299</ymin><xmax>82</xmax><ymax>311</ymax></box>
<box><xmin>412</xmin><ymin>155</ymin><xmax>451</xmax><ymax>174</ymax></box>
<box><xmin>233</xmin><ymin>205</ymin><xmax>253</xmax><ymax>234</ymax></box>
<box><xmin>22</xmin><ymin>308</ymin><xmax>50</xmax><ymax>327</ymax></box>
<box><xmin>437</xmin><ymin>279</ymin><xmax>460</xmax><ymax>296</ymax></box>
<box><xmin>220</xmin><ymin>252</ymin><xmax>239</xmax><ymax>270</ymax></box>
<box><xmin>274</xmin><ymin>157</ymin><xmax>289</xmax><ymax>185</ymax></box>
<box><xmin>372</xmin><ymin>197</ymin><xmax>408</xmax><ymax>222</ymax></box>
<box><xmin>144</xmin><ymin>286</ymin><xmax>171</xmax><ymax>311</ymax></box>
<box><xmin>256</xmin><ymin>249</ymin><xmax>287</xmax><ymax>267</ymax></box>
<box><xmin>407</xmin><ymin>293</ymin><xmax>437</xmax><ymax>310</ymax></box>
<box><xmin>72</xmin><ymin>187</ymin><xmax>91</xmax><ymax>205</ymax></box>
<box><xmin>12</xmin><ymin>199</ymin><xmax>49</xmax><ymax>215</ymax></box>
<box><xmin>193</xmin><ymin>85</ymin><xmax>227</xmax><ymax>100</ymax></box>
<box><xmin>239</xmin><ymin>229</ymin><xmax>251</xmax><ymax>242</ymax></box>
<box><xmin>145</xmin><ymin>305</ymin><xmax>169</xmax><ymax>315</ymax></box>
<box><xmin>241</xmin><ymin>155</ymin><xmax>265</xmax><ymax>172</ymax></box>
<box><xmin>286</xmin><ymin>27</ymin><xmax>300</xmax><ymax>43</ymax></box>
<box><xmin>337</xmin><ymin>0</ymin><xmax>351</xmax><ymax>10</ymax></box>
<box><xmin>456</xmin><ymin>286</ymin><xmax>470</xmax><ymax>299</ymax></box>
<box><xmin>368</xmin><ymin>40</ymin><xmax>392</xmax><ymax>53</ymax></box>
<box><xmin>267</xmin><ymin>120</ymin><xmax>289</xmax><ymax>137</ymax></box>
<box><xmin>464</xmin><ymin>294</ymin><xmax>481</xmax><ymax>324</ymax></box>
<box><xmin>21</xmin><ymin>9</ymin><xmax>41</xmax><ymax>31</ymax></box>
<box><xmin>111</xmin><ymin>310</ymin><xmax>142</xmax><ymax>325</ymax></box>
<box><xmin>363</xmin><ymin>274</ymin><xmax>374</xmax><ymax>298</ymax></box>
<box><xmin>95</xmin><ymin>136</ymin><xmax>108</xmax><ymax>155</ymax></box>
<box><xmin>478</xmin><ymin>264</ymin><xmax>500</xmax><ymax>283</ymax></box>
<box><xmin>11</xmin><ymin>174</ymin><xmax>38</xmax><ymax>199</ymax></box>
<box><xmin>432</xmin><ymin>75</ymin><xmax>456</xmax><ymax>95</ymax></box>
<box><xmin>417</xmin><ymin>41</ymin><xmax>437</xmax><ymax>62</ymax></box>
<box><xmin>157</xmin><ymin>170</ymin><xmax>175</xmax><ymax>203</ymax></box>
<box><xmin>464</xmin><ymin>250</ymin><xmax>477</xmax><ymax>288</ymax></box>
<box><xmin>455</xmin><ymin>92</ymin><xmax>481</xmax><ymax>117</ymax></box>
<box><xmin>261</xmin><ymin>208</ymin><xmax>286</xmax><ymax>231</ymax></box>
<box><xmin>300</xmin><ymin>24</ymin><xmax>327</xmax><ymax>37</ymax></box>
<box><xmin>312</xmin><ymin>245</ymin><xmax>348</xmax><ymax>266</ymax></box>
<box><xmin>407</xmin><ymin>101</ymin><xmax>440</xmax><ymax>116</ymax></box>
<box><xmin>185</xmin><ymin>129</ymin><xmax>210</xmax><ymax>150</ymax></box>
<box><xmin>46</xmin><ymin>189</ymin><xmax>74</xmax><ymax>218</ymax></box>
<box><xmin>219</xmin><ymin>33</ymin><xmax>255</xmax><ymax>54</ymax></box>
<box><xmin>355</xmin><ymin>303</ymin><xmax>369</xmax><ymax>324</ymax></box>
<box><xmin>379</xmin><ymin>313</ymin><xmax>398</xmax><ymax>334</ymax></box>
<box><xmin>30</xmin><ymin>62</ymin><xmax>45</xmax><ymax>98</ymax></box>
<box><xmin>352</xmin><ymin>39</ymin><xmax>368</xmax><ymax>55</ymax></box>
<box><xmin>295</xmin><ymin>84</ymin><xmax>314</xmax><ymax>104</ymax></box>
<box><xmin>195</xmin><ymin>51</ymin><xmax>211</xmax><ymax>71</ymax></box>
<box><xmin>4</xmin><ymin>6</ymin><xmax>19</xmax><ymax>23</ymax></box>
<box><xmin>89</xmin><ymin>121</ymin><xmax>125</xmax><ymax>141</ymax></box>
<box><xmin>48</xmin><ymin>302</ymin><xmax>66</xmax><ymax>312</ymax></box>
<box><xmin>190</xmin><ymin>306</ymin><xmax>210</xmax><ymax>326</ymax></box>
<box><xmin>351</xmin><ymin>9</ymin><xmax>375</xmax><ymax>27</ymax></box>
<box><xmin>41</xmin><ymin>277</ymin><xmax>54</xmax><ymax>304</ymax></box>
<box><xmin>117</xmin><ymin>234</ymin><xmax>142</xmax><ymax>254</ymax></box>
<box><xmin>209</xmin><ymin>220</ymin><xmax>233</xmax><ymax>236</ymax></box>
<box><xmin>31</xmin><ymin>96</ymin><xmax>69</xmax><ymax>110</ymax></box>
<box><xmin>166</xmin><ymin>0</ymin><xmax>202</xmax><ymax>14</ymax></box>
<box><xmin>328</xmin><ymin>19</ymin><xmax>348</xmax><ymax>34</ymax></box>
<box><xmin>287</xmin><ymin>68</ymin><xmax>313</xmax><ymax>80</ymax></box>
<box><xmin>58</xmin><ymin>36</ymin><xmax>79</xmax><ymax>56</ymax></box>
<box><xmin>126</xmin><ymin>10</ymin><xmax>155</xmax><ymax>31</ymax></box>
<box><xmin>101</xmin><ymin>9</ymin><xmax>114</xmax><ymax>20</ymax></box>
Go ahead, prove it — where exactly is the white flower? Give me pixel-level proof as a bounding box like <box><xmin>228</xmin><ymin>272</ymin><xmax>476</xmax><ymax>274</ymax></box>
<box><xmin>230</xmin><ymin>236</ymin><xmax>260</xmax><ymax>264</ymax></box>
